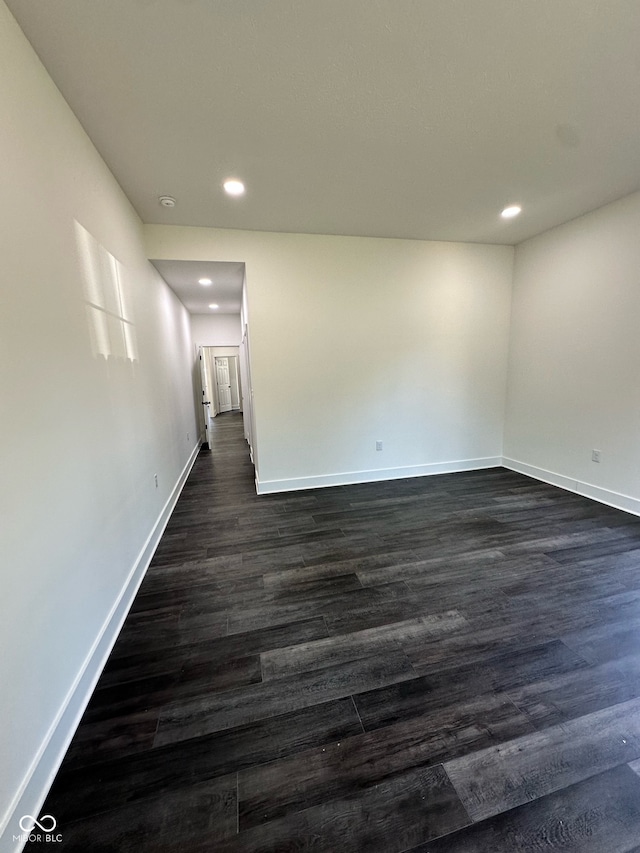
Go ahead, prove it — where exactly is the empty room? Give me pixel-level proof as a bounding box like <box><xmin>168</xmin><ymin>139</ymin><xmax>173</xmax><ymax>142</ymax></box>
<box><xmin>2</xmin><ymin>1</ymin><xmax>640</xmax><ymax>851</ymax></box>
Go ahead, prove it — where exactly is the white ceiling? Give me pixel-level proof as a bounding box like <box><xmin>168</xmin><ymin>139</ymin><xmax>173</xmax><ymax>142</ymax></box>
<box><xmin>150</xmin><ymin>260</ymin><xmax>244</xmax><ymax>314</ymax></box>
<box><xmin>6</xmin><ymin>0</ymin><xmax>640</xmax><ymax>245</ymax></box>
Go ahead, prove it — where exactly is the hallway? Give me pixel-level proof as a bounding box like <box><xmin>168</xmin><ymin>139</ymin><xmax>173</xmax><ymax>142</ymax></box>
<box><xmin>29</xmin><ymin>412</ymin><xmax>640</xmax><ymax>851</ymax></box>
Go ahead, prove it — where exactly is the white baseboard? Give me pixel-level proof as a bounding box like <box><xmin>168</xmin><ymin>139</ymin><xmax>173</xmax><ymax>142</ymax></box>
<box><xmin>256</xmin><ymin>456</ymin><xmax>503</xmax><ymax>495</ymax></box>
<box><xmin>502</xmin><ymin>457</ymin><xmax>640</xmax><ymax>517</ymax></box>
<box><xmin>1</xmin><ymin>442</ymin><xmax>202</xmax><ymax>853</ymax></box>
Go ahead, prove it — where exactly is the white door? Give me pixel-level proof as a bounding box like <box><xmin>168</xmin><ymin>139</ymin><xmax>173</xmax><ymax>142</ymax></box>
<box><xmin>199</xmin><ymin>347</ymin><xmax>215</xmax><ymax>449</ymax></box>
<box><xmin>215</xmin><ymin>357</ymin><xmax>233</xmax><ymax>412</ymax></box>
<box><xmin>240</xmin><ymin>324</ymin><xmax>256</xmax><ymax>465</ymax></box>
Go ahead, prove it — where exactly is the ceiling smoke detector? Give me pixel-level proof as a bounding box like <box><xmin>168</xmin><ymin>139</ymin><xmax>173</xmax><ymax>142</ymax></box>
<box><xmin>158</xmin><ymin>195</ymin><xmax>176</xmax><ymax>208</ymax></box>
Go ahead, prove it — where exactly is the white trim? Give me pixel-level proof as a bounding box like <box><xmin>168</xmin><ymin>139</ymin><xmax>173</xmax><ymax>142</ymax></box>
<box><xmin>1</xmin><ymin>442</ymin><xmax>202</xmax><ymax>853</ymax></box>
<box><xmin>256</xmin><ymin>456</ymin><xmax>503</xmax><ymax>495</ymax></box>
<box><xmin>502</xmin><ymin>457</ymin><xmax>640</xmax><ymax>517</ymax></box>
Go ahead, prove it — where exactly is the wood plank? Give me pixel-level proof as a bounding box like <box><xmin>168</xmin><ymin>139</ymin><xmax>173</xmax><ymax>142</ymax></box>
<box><xmin>154</xmin><ymin>650</ymin><xmax>416</xmax><ymax>746</ymax></box>
<box><xmin>47</xmin><ymin>698</ymin><xmax>362</xmax><ymax>824</ymax></box>
<box><xmin>62</xmin><ymin>710</ymin><xmax>160</xmax><ymax>769</ymax></box>
<box><xmin>505</xmin><ymin>655</ymin><xmax>640</xmax><ymax>728</ymax></box>
<box><xmin>81</xmin><ymin>654</ymin><xmax>262</xmax><ymax>723</ymax></box>
<box><xmin>354</xmin><ymin>640</ymin><xmax>588</xmax><ymax>731</ymax></box>
<box><xmin>414</xmin><ymin>765</ymin><xmax>640</xmax><ymax>853</ymax></box>
<box><xmin>546</xmin><ymin>538</ymin><xmax>640</xmax><ymax>565</ymax></box>
<box><xmin>214</xmin><ymin>765</ymin><xmax>469</xmax><ymax>853</ymax></box>
<box><xmin>444</xmin><ymin>696</ymin><xmax>640</xmax><ymax>822</ymax></box>
<box><xmin>562</xmin><ymin>617</ymin><xmax>640</xmax><ymax>665</ymax></box>
<box><xmin>225</xmin><ymin>580</ymin><xmax>412</xmax><ymax>634</ymax></box>
<box><xmin>238</xmin><ymin>692</ymin><xmax>532</xmax><ymax>829</ymax></box>
<box><xmin>261</xmin><ymin>612</ymin><xmax>467</xmax><ymax>680</ymax></box>
<box><xmin>260</xmin><ymin>552</ymin><xmax>419</xmax><ymax>589</ymax></box>
<box><xmin>48</xmin><ymin>774</ymin><xmax>238</xmax><ymax>851</ymax></box>
<box><xmin>131</xmin><ymin>574</ymin><xmax>264</xmax><ymax>611</ymax></box>
<box><xmin>357</xmin><ymin>550</ymin><xmax>555</xmax><ymax>588</ymax></box>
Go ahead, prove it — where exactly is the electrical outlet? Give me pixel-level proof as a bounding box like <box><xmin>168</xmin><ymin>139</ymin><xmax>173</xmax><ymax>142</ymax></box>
<box><xmin>154</xmin><ymin>473</ymin><xmax>159</xmax><ymax>488</ymax></box>
<box><xmin>592</xmin><ymin>449</ymin><xmax>601</xmax><ymax>463</ymax></box>
<box><xmin>376</xmin><ymin>440</ymin><xmax>383</xmax><ymax>451</ymax></box>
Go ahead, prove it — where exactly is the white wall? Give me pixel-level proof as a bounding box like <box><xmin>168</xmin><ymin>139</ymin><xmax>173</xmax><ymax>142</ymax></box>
<box><xmin>0</xmin><ymin>3</ymin><xmax>199</xmax><ymax>847</ymax></box>
<box><xmin>504</xmin><ymin>191</ymin><xmax>640</xmax><ymax>515</ymax></box>
<box><xmin>146</xmin><ymin>226</ymin><xmax>514</xmax><ymax>493</ymax></box>
<box><xmin>190</xmin><ymin>313</ymin><xmax>242</xmax><ymax>348</ymax></box>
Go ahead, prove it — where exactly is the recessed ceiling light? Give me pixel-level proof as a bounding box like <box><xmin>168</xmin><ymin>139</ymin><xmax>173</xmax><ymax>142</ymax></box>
<box><xmin>208</xmin><ymin>303</ymin><xmax>219</xmax><ymax>310</ymax></box>
<box><xmin>199</xmin><ymin>278</ymin><xmax>212</xmax><ymax>285</ymax></box>
<box><xmin>223</xmin><ymin>179</ymin><xmax>245</xmax><ymax>196</ymax></box>
<box><xmin>158</xmin><ymin>195</ymin><xmax>176</xmax><ymax>208</ymax></box>
<box><xmin>501</xmin><ymin>205</ymin><xmax>522</xmax><ymax>219</ymax></box>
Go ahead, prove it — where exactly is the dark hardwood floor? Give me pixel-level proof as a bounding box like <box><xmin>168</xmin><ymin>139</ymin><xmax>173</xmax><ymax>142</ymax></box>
<box><xmin>27</xmin><ymin>412</ymin><xmax>640</xmax><ymax>851</ymax></box>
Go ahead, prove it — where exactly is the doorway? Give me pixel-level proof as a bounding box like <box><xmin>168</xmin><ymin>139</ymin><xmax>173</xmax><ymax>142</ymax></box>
<box><xmin>214</xmin><ymin>356</ymin><xmax>241</xmax><ymax>413</ymax></box>
<box><xmin>200</xmin><ymin>347</ymin><xmax>242</xmax><ymax>417</ymax></box>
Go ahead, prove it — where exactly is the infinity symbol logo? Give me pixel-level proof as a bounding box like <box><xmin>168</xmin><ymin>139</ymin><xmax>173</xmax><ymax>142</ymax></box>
<box><xmin>19</xmin><ymin>814</ymin><xmax>57</xmax><ymax>832</ymax></box>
